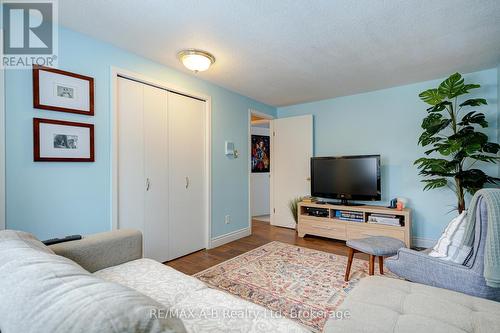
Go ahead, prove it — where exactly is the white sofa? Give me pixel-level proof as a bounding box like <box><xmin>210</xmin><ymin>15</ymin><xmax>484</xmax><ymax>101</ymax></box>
<box><xmin>0</xmin><ymin>229</ymin><xmax>307</xmax><ymax>333</ymax></box>
<box><xmin>2</xmin><ymin>228</ymin><xmax>500</xmax><ymax>333</ymax></box>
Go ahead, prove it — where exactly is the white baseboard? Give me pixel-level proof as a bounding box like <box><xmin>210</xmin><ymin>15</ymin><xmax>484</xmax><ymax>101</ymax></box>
<box><xmin>209</xmin><ymin>227</ymin><xmax>251</xmax><ymax>249</ymax></box>
<box><xmin>412</xmin><ymin>237</ymin><xmax>436</xmax><ymax>248</ymax></box>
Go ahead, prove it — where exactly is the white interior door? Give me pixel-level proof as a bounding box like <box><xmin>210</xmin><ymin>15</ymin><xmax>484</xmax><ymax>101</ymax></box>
<box><xmin>143</xmin><ymin>85</ymin><xmax>169</xmax><ymax>262</ymax></box>
<box><xmin>168</xmin><ymin>92</ymin><xmax>206</xmax><ymax>260</ymax></box>
<box><xmin>117</xmin><ymin>78</ymin><xmax>145</xmax><ymax>233</ymax></box>
<box><xmin>271</xmin><ymin>115</ymin><xmax>313</xmax><ymax>228</ymax></box>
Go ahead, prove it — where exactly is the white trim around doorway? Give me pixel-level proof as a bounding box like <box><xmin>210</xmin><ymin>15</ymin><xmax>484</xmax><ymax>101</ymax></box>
<box><xmin>248</xmin><ymin>109</ymin><xmax>274</xmax><ymax>231</ymax></box>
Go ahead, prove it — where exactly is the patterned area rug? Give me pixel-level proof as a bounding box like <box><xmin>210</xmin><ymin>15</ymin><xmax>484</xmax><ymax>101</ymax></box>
<box><xmin>195</xmin><ymin>241</ymin><xmax>395</xmax><ymax>332</ymax></box>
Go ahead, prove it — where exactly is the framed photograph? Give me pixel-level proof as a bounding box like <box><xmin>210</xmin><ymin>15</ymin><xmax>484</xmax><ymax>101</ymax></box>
<box><xmin>33</xmin><ymin>118</ymin><xmax>95</xmax><ymax>162</ymax></box>
<box><xmin>251</xmin><ymin>135</ymin><xmax>270</xmax><ymax>173</ymax></box>
<box><xmin>33</xmin><ymin>65</ymin><xmax>94</xmax><ymax>116</ymax></box>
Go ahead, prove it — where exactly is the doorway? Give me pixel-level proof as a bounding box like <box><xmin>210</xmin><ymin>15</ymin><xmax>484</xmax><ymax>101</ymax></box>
<box><xmin>248</xmin><ymin>111</ymin><xmax>313</xmax><ymax>230</ymax></box>
<box><xmin>248</xmin><ymin>110</ymin><xmax>273</xmax><ymax>224</ymax></box>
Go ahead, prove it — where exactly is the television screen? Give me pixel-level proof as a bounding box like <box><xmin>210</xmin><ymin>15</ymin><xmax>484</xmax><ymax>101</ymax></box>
<box><xmin>311</xmin><ymin>155</ymin><xmax>381</xmax><ymax>201</ymax></box>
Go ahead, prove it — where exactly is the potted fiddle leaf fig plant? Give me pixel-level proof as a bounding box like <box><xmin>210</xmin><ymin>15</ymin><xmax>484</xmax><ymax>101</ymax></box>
<box><xmin>415</xmin><ymin>72</ymin><xmax>499</xmax><ymax>212</ymax></box>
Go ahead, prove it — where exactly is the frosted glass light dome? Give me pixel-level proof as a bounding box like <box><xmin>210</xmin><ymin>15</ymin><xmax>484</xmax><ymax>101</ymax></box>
<box><xmin>178</xmin><ymin>49</ymin><xmax>215</xmax><ymax>72</ymax></box>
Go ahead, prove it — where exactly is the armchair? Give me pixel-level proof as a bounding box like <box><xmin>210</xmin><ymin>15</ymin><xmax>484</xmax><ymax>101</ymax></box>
<box><xmin>385</xmin><ymin>197</ymin><xmax>500</xmax><ymax>301</ymax></box>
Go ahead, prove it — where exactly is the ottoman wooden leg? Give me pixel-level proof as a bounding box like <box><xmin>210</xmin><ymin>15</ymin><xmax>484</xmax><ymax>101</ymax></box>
<box><xmin>369</xmin><ymin>255</ymin><xmax>375</xmax><ymax>275</ymax></box>
<box><xmin>379</xmin><ymin>256</ymin><xmax>384</xmax><ymax>274</ymax></box>
<box><xmin>344</xmin><ymin>248</ymin><xmax>356</xmax><ymax>281</ymax></box>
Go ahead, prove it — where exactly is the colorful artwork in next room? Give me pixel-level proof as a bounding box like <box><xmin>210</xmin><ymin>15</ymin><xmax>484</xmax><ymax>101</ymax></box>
<box><xmin>251</xmin><ymin>135</ymin><xmax>270</xmax><ymax>173</ymax></box>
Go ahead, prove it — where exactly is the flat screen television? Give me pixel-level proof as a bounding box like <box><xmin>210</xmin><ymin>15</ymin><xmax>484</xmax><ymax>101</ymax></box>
<box><xmin>311</xmin><ymin>155</ymin><xmax>381</xmax><ymax>205</ymax></box>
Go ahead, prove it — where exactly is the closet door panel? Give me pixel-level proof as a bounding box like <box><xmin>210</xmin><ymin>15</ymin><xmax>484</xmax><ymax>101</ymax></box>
<box><xmin>117</xmin><ymin>78</ymin><xmax>145</xmax><ymax>231</ymax></box>
<box><xmin>143</xmin><ymin>85</ymin><xmax>169</xmax><ymax>262</ymax></box>
<box><xmin>168</xmin><ymin>93</ymin><xmax>206</xmax><ymax>259</ymax></box>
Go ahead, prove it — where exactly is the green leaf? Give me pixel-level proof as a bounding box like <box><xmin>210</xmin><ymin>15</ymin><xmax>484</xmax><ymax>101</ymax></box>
<box><xmin>487</xmin><ymin>176</ymin><xmax>500</xmax><ymax>185</ymax></box>
<box><xmin>418</xmin><ymin>132</ymin><xmax>443</xmax><ymax>147</ymax></box>
<box><xmin>482</xmin><ymin>142</ymin><xmax>500</xmax><ymax>154</ymax></box>
<box><xmin>421</xmin><ymin>113</ymin><xmax>451</xmax><ymax>136</ymax></box>
<box><xmin>445</xmin><ymin>127</ymin><xmax>490</xmax><ymax>155</ymax></box>
<box><xmin>448</xmin><ymin>126</ymin><xmax>474</xmax><ymax>140</ymax></box>
<box><xmin>422</xmin><ymin>178</ymin><xmax>448</xmax><ymax>191</ymax></box>
<box><xmin>461</xmin><ymin>84</ymin><xmax>481</xmax><ymax>93</ymax></box>
<box><xmin>448</xmin><ymin>127</ymin><xmax>489</xmax><ymax>154</ymax></box>
<box><xmin>419</xmin><ymin>89</ymin><xmax>443</xmax><ymax>105</ymax></box>
<box><xmin>459</xmin><ymin>98</ymin><xmax>487</xmax><ymax>107</ymax></box>
<box><xmin>456</xmin><ymin>170</ymin><xmax>500</xmax><ymax>195</ymax></box>
<box><xmin>414</xmin><ymin>158</ymin><xmax>458</xmax><ymax>174</ymax></box>
<box><xmin>435</xmin><ymin>140</ymin><xmax>462</xmax><ymax>156</ymax></box>
<box><xmin>462</xmin><ymin>132</ymin><xmax>489</xmax><ymax>154</ymax></box>
<box><xmin>418</xmin><ymin>132</ymin><xmax>430</xmax><ymax>146</ymax></box>
<box><xmin>456</xmin><ymin>169</ymin><xmax>489</xmax><ymax>193</ymax></box>
<box><xmin>465</xmin><ymin>187</ymin><xmax>479</xmax><ymax>196</ymax></box>
<box><xmin>421</xmin><ymin>113</ymin><xmax>442</xmax><ymax>129</ymax></box>
<box><xmin>468</xmin><ymin>155</ymin><xmax>500</xmax><ymax>163</ymax></box>
<box><xmin>426</xmin><ymin>101</ymin><xmax>451</xmax><ymax>113</ymax></box>
<box><xmin>438</xmin><ymin>73</ymin><xmax>465</xmax><ymax>98</ymax></box>
<box><xmin>458</xmin><ymin>111</ymin><xmax>488</xmax><ymax>128</ymax></box>
<box><xmin>424</xmin><ymin>147</ymin><xmax>440</xmax><ymax>155</ymax></box>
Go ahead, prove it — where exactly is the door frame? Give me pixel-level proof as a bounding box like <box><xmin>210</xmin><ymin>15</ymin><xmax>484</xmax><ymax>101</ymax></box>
<box><xmin>248</xmin><ymin>109</ymin><xmax>274</xmax><ymax>229</ymax></box>
<box><xmin>110</xmin><ymin>67</ymin><xmax>212</xmax><ymax>249</ymax></box>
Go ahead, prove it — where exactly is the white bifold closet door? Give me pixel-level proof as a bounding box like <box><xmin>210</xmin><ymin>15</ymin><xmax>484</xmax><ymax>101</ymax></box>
<box><xmin>143</xmin><ymin>84</ymin><xmax>169</xmax><ymax>262</ymax></box>
<box><xmin>168</xmin><ymin>93</ymin><xmax>206</xmax><ymax>259</ymax></box>
<box><xmin>117</xmin><ymin>77</ymin><xmax>206</xmax><ymax>262</ymax></box>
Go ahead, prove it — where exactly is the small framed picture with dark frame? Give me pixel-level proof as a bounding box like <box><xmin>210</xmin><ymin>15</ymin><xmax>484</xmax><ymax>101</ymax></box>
<box><xmin>33</xmin><ymin>118</ymin><xmax>95</xmax><ymax>162</ymax></box>
<box><xmin>251</xmin><ymin>134</ymin><xmax>270</xmax><ymax>173</ymax></box>
<box><xmin>33</xmin><ymin>65</ymin><xmax>94</xmax><ymax>116</ymax></box>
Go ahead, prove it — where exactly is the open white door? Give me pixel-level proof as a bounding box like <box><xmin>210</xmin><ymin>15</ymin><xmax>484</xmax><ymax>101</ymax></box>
<box><xmin>270</xmin><ymin>115</ymin><xmax>313</xmax><ymax>228</ymax></box>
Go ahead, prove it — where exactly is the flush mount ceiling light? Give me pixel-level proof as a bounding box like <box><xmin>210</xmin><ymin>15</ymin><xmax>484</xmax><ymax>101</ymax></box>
<box><xmin>177</xmin><ymin>49</ymin><xmax>215</xmax><ymax>73</ymax></box>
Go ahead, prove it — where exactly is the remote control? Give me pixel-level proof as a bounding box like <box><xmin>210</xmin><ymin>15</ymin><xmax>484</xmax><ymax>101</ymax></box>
<box><xmin>42</xmin><ymin>235</ymin><xmax>82</xmax><ymax>246</ymax></box>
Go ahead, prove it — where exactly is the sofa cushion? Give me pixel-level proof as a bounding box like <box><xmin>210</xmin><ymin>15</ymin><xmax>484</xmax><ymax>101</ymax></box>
<box><xmin>95</xmin><ymin>258</ymin><xmax>207</xmax><ymax>307</ymax></box>
<box><xmin>1</xmin><ymin>230</ymin><xmax>55</xmax><ymax>254</ymax></box>
<box><xmin>323</xmin><ymin>276</ymin><xmax>500</xmax><ymax>333</ymax></box>
<box><xmin>96</xmin><ymin>258</ymin><xmax>309</xmax><ymax>333</ymax></box>
<box><xmin>0</xmin><ymin>230</ymin><xmax>186</xmax><ymax>333</ymax></box>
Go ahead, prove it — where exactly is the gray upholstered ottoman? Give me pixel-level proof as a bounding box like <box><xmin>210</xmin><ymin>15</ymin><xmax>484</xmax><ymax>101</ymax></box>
<box><xmin>323</xmin><ymin>276</ymin><xmax>500</xmax><ymax>333</ymax></box>
<box><xmin>344</xmin><ymin>236</ymin><xmax>406</xmax><ymax>281</ymax></box>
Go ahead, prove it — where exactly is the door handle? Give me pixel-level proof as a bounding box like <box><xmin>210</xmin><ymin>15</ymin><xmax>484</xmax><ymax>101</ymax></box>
<box><xmin>146</xmin><ymin>178</ymin><xmax>151</xmax><ymax>191</ymax></box>
<box><xmin>306</xmin><ymin>177</ymin><xmax>311</xmax><ymax>181</ymax></box>
<box><xmin>185</xmin><ymin>177</ymin><xmax>190</xmax><ymax>189</ymax></box>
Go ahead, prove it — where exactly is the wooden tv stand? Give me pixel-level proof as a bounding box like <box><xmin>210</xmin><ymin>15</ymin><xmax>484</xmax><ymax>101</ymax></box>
<box><xmin>297</xmin><ymin>202</ymin><xmax>411</xmax><ymax>247</ymax></box>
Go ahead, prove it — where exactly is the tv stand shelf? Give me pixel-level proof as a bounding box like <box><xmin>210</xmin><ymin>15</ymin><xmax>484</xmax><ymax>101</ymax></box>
<box><xmin>297</xmin><ymin>202</ymin><xmax>411</xmax><ymax>247</ymax></box>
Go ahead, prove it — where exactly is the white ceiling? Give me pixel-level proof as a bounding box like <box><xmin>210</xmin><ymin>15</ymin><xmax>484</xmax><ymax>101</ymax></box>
<box><xmin>59</xmin><ymin>0</ymin><xmax>500</xmax><ymax>107</ymax></box>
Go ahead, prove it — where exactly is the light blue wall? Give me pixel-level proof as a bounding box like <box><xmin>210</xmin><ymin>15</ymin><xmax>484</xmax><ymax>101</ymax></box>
<box><xmin>278</xmin><ymin>69</ymin><xmax>498</xmax><ymax>242</ymax></box>
<box><xmin>5</xmin><ymin>27</ymin><xmax>276</xmax><ymax>240</ymax></box>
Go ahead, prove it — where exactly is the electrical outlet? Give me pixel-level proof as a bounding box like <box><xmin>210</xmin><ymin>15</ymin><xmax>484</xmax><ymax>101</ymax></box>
<box><xmin>224</xmin><ymin>215</ymin><xmax>231</xmax><ymax>224</ymax></box>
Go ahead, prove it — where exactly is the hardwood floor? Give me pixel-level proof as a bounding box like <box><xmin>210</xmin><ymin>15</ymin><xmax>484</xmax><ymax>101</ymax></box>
<box><xmin>166</xmin><ymin>220</ymin><xmax>368</xmax><ymax>275</ymax></box>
